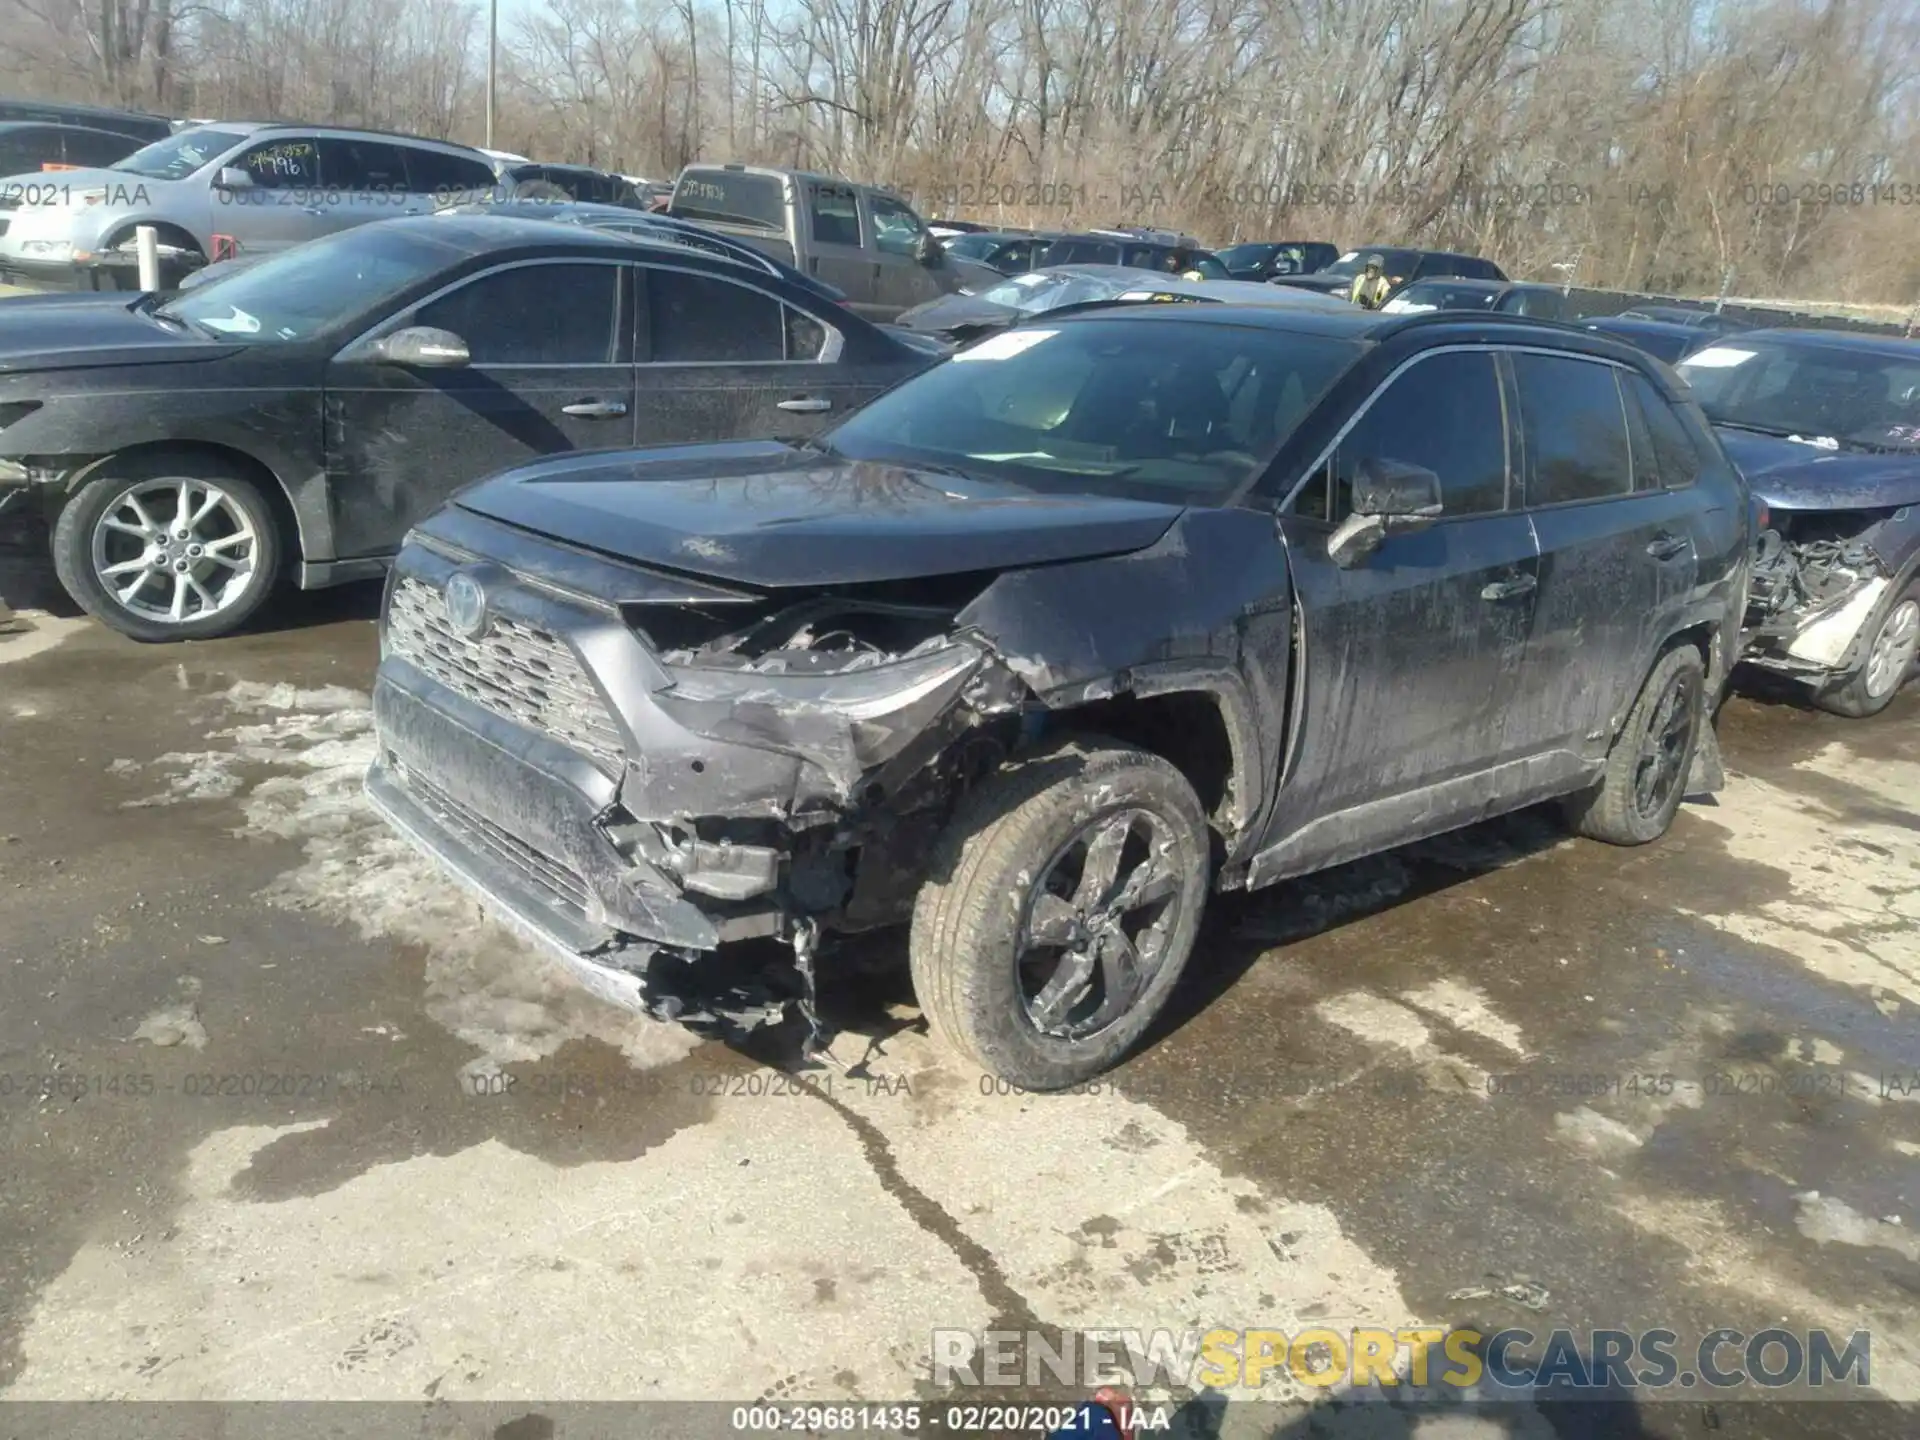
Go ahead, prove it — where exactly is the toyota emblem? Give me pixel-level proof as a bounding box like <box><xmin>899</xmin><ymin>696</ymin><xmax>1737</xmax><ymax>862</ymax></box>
<box><xmin>443</xmin><ymin>572</ymin><xmax>488</xmax><ymax>639</ymax></box>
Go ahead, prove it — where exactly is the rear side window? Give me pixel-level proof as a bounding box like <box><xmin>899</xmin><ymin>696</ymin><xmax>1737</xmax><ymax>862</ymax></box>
<box><xmin>808</xmin><ymin>183</ymin><xmax>861</xmax><ymax>246</ymax></box>
<box><xmin>401</xmin><ymin>146</ymin><xmax>496</xmax><ymax>197</ymax></box>
<box><xmin>236</xmin><ymin>137</ymin><xmax>319</xmax><ymax>189</ymax></box>
<box><xmin>320</xmin><ymin>138</ymin><xmax>408</xmax><ymax>191</ymax></box>
<box><xmin>416</xmin><ymin>263</ymin><xmax>620</xmax><ymax>364</ymax></box>
<box><xmin>1298</xmin><ymin>350</ymin><xmax>1508</xmax><ymax>520</ymax></box>
<box><xmin>1512</xmin><ymin>353</ymin><xmax>1633</xmax><ymax>505</ymax></box>
<box><xmin>646</xmin><ymin>269</ymin><xmax>784</xmax><ymax>362</ymax></box>
<box><xmin>1627</xmin><ymin>374</ymin><xmax>1704</xmax><ymax>489</ymax></box>
<box><xmin>785</xmin><ymin>307</ymin><xmax>829</xmax><ymax>360</ymax></box>
<box><xmin>60</xmin><ymin>127</ymin><xmax>142</xmax><ymax>168</ymax></box>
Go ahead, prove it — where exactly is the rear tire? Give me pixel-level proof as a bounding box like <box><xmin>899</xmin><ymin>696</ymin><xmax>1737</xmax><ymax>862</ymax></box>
<box><xmin>52</xmin><ymin>454</ymin><xmax>283</xmax><ymax>643</ymax></box>
<box><xmin>909</xmin><ymin>737</ymin><xmax>1211</xmax><ymax>1091</ymax></box>
<box><xmin>1814</xmin><ymin>584</ymin><xmax>1919</xmax><ymax>718</ymax></box>
<box><xmin>1564</xmin><ymin>645</ymin><xmax>1705</xmax><ymax>846</ymax></box>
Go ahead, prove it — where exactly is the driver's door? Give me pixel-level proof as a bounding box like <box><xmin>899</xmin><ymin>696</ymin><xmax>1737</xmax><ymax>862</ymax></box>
<box><xmin>1255</xmin><ymin>348</ymin><xmax>1541</xmax><ymax>880</ymax></box>
<box><xmin>866</xmin><ymin>189</ymin><xmax>943</xmax><ymax>315</ymax></box>
<box><xmin>322</xmin><ymin>258</ymin><xmax>635</xmax><ymax>559</ymax></box>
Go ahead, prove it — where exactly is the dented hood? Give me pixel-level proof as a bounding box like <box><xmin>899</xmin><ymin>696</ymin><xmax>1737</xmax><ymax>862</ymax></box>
<box><xmin>1716</xmin><ymin>428</ymin><xmax>1920</xmax><ymax>512</ymax></box>
<box><xmin>453</xmin><ymin>440</ymin><xmax>1186</xmax><ymax>587</ymax></box>
<box><xmin>0</xmin><ymin>295</ymin><xmax>246</xmax><ymax>373</ymax></box>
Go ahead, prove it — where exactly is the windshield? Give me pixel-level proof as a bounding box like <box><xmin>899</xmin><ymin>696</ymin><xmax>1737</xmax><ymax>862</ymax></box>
<box><xmin>1678</xmin><ymin>340</ymin><xmax>1920</xmax><ymax>451</ymax></box>
<box><xmin>1322</xmin><ymin>248</ymin><xmax>1420</xmax><ymax>279</ymax></box>
<box><xmin>155</xmin><ymin>226</ymin><xmax>452</xmax><ymax>342</ymax></box>
<box><xmin>1217</xmin><ymin>244</ymin><xmax>1277</xmax><ymax>269</ymax></box>
<box><xmin>818</xmin><ymin>317</ymin><xmax>1363</xmax><ymax>504</ymax></box>
<box><xmin>1381</xmin><ymin>281</ymin><xmax>1499</xmax><ymax>314</ymax></box>
<box><xmin>111</xmin><ymin>128</ymin><xmax>245</xmax><ymax>180</ymax></box>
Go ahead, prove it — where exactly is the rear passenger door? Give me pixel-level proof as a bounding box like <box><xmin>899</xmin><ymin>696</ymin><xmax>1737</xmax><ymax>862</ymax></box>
<box><xmin>1504</xmin><ymin>351</ymin><xmax>1699</xmax><ymax>765</ymax></box>
<box><xmin>804</xmin><ymin>179</ymin><xmax>876</xmax><ymax>313</ymax></box>
<box><xmin>1267</xmin><ymin>348</ymin><xmax>1541</xmax><ymax>870</ymax></box>
<box><xmin>318</xmin><ymin>137</ymin><xmax>423</xmax><ymax>230</ymax></box>
<box><xmin>323</xmin><ymin>259</ymin><xmax>634</xmax><ymax>557</ymax></box>
<box><xmin>630</xmin><ymin>262</ymin><xmax>875</xmax><ymax>447</ymax></box>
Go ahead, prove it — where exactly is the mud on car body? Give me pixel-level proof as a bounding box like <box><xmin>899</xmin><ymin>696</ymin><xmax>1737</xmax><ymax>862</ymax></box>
<box><xmin>367</xmin><ymin>306</ymin><xmax>1751</xmax><ymax>1089</ymax></box>
<box><xmin>1677</xmin><ymin>331</ymin><xmax>1920</xmax><ymax>716</ymax></box>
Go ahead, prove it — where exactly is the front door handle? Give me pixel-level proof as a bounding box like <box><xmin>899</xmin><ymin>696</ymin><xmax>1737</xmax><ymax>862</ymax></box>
<box><xmin>1646</xmin><ymin>532</ymin><xmax>1690</xmax><ymax>561</ymax></box>
<box><xmin>561</xmin><ymin>400</ymin><xmax>629</xmax><ymax>418</ymax></box>
<box><xmin>1481</xmin><ymin>573</ymin><xmax>1538</xmax><ymax>602</ymax></box>
<box><xmin>777</xmin><ymin>396</ymin><xmax>833</xmax><ymax>413</ymax></box>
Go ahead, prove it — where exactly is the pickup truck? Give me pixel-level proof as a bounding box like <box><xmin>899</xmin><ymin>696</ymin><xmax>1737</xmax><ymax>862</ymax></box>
<box><xmin>666</xmin><ymin>163</ymin><xmax>1002</xmax><ymax>321</ymax></box>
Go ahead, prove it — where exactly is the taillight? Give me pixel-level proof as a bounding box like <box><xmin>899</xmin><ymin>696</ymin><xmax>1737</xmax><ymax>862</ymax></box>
<box><xmin>1755</xmin><ymin>502</ymin><xmax>1769</xmax><ymax>531</ymax></box>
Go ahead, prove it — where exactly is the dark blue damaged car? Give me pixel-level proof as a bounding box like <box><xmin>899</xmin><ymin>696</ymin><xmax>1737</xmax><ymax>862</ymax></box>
<box><xmin>368</xmin><ymin>304</ymin><xmax>1750</xmax><ymax>1088</ymax></box>
<box><xmin>1676</xmin><ymin>330</ymin><xmax>1920</xmax><ymax>716</ymax></box>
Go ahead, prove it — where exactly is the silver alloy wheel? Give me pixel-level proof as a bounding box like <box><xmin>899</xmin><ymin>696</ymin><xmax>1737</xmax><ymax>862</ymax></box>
<box><xmin>88</xmin><ymin>477</ymin><xmax>258</xmax><ymax>625</ymax></box>
<box><xmin>1016</xmin><ymin>807</ymin><xmax>1186</xmax><ymax>1040</ymax></box>
<box><xmin>1864</xmin><ymin>598</ymin><xmax>1920</xmax><ymax>700</ymax></box>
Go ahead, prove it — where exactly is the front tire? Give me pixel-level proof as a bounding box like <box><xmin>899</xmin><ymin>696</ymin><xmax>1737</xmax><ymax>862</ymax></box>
<box><xmin>909</xmin><ymin>738</ymin><xmax>1211</xmax><ymax>1090</ymax></box>
<box><xmin>1565</xmin><ymin>645</ymin><xmax>1706</xmax><ymax>846</ymax></box>
<box><xmin>1815</xmin><ymin>584</ymin><xmax>1919</xmax><ymax>718</ymax></box>
<box><xmin>52</xmin><ymin>456</ymin><xmax>282</xmax><ymax>642</ymax></box>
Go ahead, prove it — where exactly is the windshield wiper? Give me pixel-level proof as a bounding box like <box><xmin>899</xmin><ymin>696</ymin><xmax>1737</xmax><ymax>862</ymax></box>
<box><xmin>1711</xmin><ymin>419</ymin><xmax>1800</xmax><ymax>439</ymax></box>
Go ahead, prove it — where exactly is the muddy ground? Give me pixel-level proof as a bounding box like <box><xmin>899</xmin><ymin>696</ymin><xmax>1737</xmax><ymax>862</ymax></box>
<box><xmin>1</xmin><ymin>540</ymin><xmax>1916</xmax><ymax>1440</ymax></box>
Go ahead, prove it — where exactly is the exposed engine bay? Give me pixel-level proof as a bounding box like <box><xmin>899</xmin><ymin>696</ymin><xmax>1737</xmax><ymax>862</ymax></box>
<box><xmin>1744</xmin><ymin>507</ymin><xmax>1914</xmax><ymax>679</ymax></box>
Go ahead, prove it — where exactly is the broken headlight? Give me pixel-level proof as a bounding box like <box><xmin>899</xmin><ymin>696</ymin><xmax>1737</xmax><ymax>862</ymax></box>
<box><xmin>651</xmin><ymin>637</ymin><xmax>988</xmax><ymax>791</ymax></box>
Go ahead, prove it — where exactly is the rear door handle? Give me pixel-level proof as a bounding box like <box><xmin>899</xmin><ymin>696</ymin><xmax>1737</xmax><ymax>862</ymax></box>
<box><xmin>777</xmin><ymin>396</ymin><xmax>833</xmax><ymax>413</ymax></box>
<box><xmin>1481</xmin><ymin>573</ymin><xmax>1537</xmax><ymax>602</ymax></box>
<box><xmin>1646</xmin><ymin>532</ymin><xmax>1690</xmax><ymax>561</ymax></box>
<box><xmin>561</xmin><ymin>400</ymin><xmax>629</xmax><ymax>418</ymax></box>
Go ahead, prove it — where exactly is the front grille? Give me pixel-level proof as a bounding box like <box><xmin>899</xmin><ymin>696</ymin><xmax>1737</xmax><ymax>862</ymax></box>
<box><xmin>386</xmin><ymin>576</ymin><xmax>625</xmax><ymax>770</ymax></box>
<box><xmin>403</xmin><ymin>767</ymin><xmax>594</xmax><ymax>919</ymax></box>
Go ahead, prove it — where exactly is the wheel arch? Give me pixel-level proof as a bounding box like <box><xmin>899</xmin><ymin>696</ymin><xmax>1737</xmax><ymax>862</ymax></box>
<box><xmin>57</xmin><ymin>441</ymin><xmax>308</xmax><ymax>572</ymax></box>
<box><xmin>98</xmin><ymin>218</ymin><xmax>208</xmax><ymax>260</ymax></box>
<box><xmin>1035</xmin><ymin>661</ymin><xmax>1265</xmax><ymax>865</ymax></box>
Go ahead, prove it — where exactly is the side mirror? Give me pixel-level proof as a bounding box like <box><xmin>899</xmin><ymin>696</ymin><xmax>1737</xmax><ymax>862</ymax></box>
<box><xmin>1325</xmin><ymin>458</ymin><xmax>1443</xmax><ymax>569</ymax></box>
<box><xmin>914</xmin><ymin>233</ymin><xmax>941</xmax><ymax>266</ymax></box>
<box><xmin>214</xmin><ymin>167</ymin><xmax>253</xmax><ymax>191</ymax></box>
<box><xmin>367</xmin><ymin>325</ymin><xmax>470</xmax><ymax>368</ymax></box>
<box><xmin>1352</xmin><ymin>456</ymin><xmax>1442</xmax><ymax>519</ymax></box>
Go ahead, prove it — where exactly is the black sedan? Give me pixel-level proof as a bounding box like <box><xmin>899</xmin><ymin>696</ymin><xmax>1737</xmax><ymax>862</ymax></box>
<box><xmin>0</xmin><ymin>216</ymin><xmax>936</xmax><ymax>641</ymax></box>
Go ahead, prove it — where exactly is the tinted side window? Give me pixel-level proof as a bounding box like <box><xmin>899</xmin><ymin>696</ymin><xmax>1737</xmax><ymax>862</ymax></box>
<box><xmin>236</xmin><ymin>138</ymin><xmax>319</xmax><ymax>189</ymax></box>
<box><xmin>868</xmin><ymin>192</ymin><xmax>926</xmax><ymax>257</ymax></box>
<box><xmin>647</xmin><ymin>269</ymin><xmax>783</xmax><ymax>362</ymax></box>
<box><xmin>402</xmin><ymin>146</ymin><xmax>496</xmax><ymax>197</ymax></box>
<box><xmin>809</xmin><ymin>183</ymin><xmax>861</xmax><ymax>246</ymax></box>
<box><xmin>1299</xmin><ymin>350</ymin><xmax>1508</xmax><ymax>520</ymax></box>
<box><xmin>1512</xmin><ymin>353</ymin><xmax>1633</xmax><ymax>505</ymax></box>
<box><xmin>1628</xmin><ymin>374</ymin><xmax>1704</xmax><ymax>489</ymax></box>
<box><xmin>319</xmin><ymin>138</ymin><xmax>408</xmax><ymax>191</ymax></box>
<box><xmin>61</xmin><ymin>127</ymin><xmax>141</xmax><ymax>168</ymax></box>
<box><xmin>416</xmin><ymin>264</ymin><xmax>620</xmax><ymax>364</ymax></box>
<box><xmin>785</xmin><ymin>307</ymin><xmax>828</xmax><ymax>360</ymax></box>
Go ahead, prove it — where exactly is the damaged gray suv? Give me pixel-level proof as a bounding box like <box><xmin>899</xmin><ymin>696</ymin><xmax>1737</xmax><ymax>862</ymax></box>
<box><xmin>367</xmin><ymin>305</ymin><xmax>1751</xmax><ymax>1089</ymax></box>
